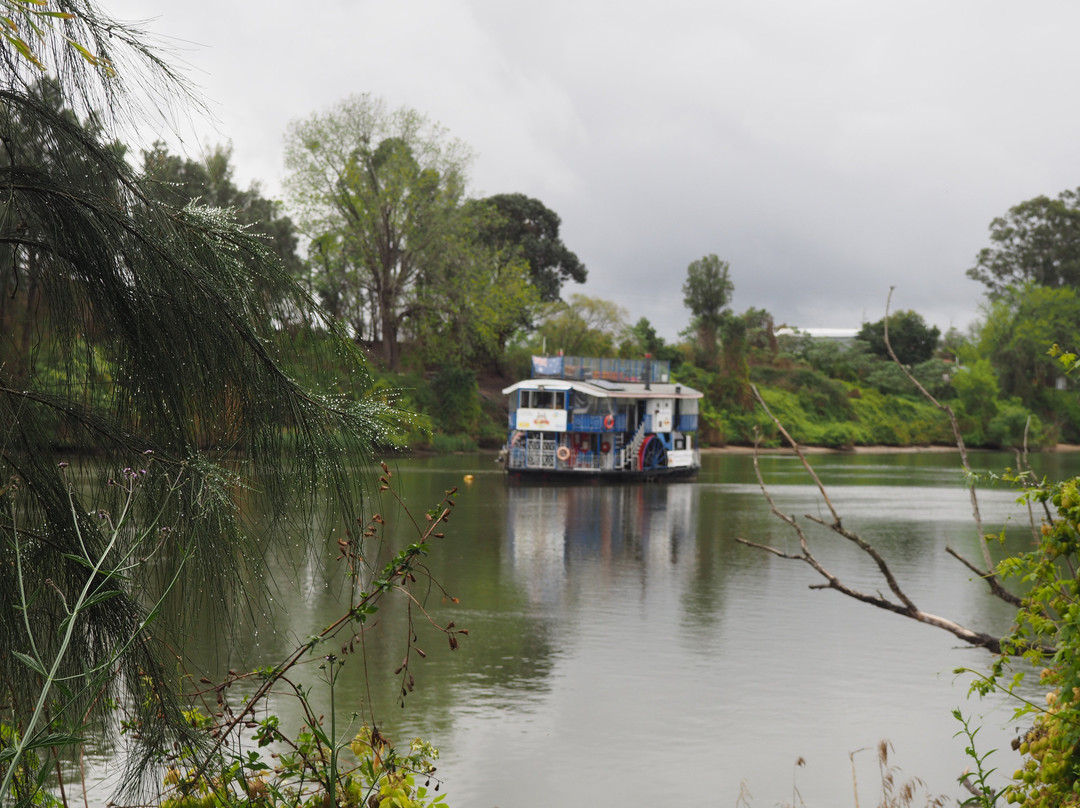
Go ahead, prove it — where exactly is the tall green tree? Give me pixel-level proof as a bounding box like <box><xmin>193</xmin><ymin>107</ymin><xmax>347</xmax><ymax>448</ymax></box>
<box><xmin>534</xmin><ymin>293</ymin><xmax>628</xmax><ymax>357</ymax></box>
<box><xmin>968</xmin><ymin>187</ymin><xmax>1080</xmax><ymax>297</ymax></box>
<box><xmin>0</xmin><ymin>2</ymin><xmax>391</xmax><ymax>796</ymax></box>
<box><xmin>142</xmin><ymin>141</ymin><xmax>304</xmax><ymax>280</ymax></box>
<box><xmin>741</xmin><ymin>306</ymin><xmax>779</xmax><ymax>358</ymax></box>
<box><xmin>284</xmin><ymin>95</ymin><xmax>470</xmax><ymax>370</ymax></box>
<box><xmin>466</xmin><ymin>192</ymin><xmax>586</xmax><ymax>302</ymax></box>
<box><xmin>976</xmin><ymin>282</ymin><xmax>1080</xmax><ymax>407</ymax></box>
<box><xmin>619</xmin><ymin>316</ymin><xmax>681</xmax><ymax>363</ymax></box>
<box><xmin>682</xmin><ymin>253</ymin><xmax>734</xmax><ymax>367</ymax></box>
<box><xmin>857</xmin><ymin>309</ymin><xmax>940</xmax><ymax>365</ymax></box>
<box><xmin>406</xmin><ymin>229</ymin><xmax>539</xmax><ymax>369</ymax></box>
<box><xmin>682</xmin><ymin>254</ymin><xmax>733</xmax><ymax>329</ymax></box>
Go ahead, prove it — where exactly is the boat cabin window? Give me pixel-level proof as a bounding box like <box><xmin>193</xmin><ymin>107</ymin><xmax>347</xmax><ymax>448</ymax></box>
<box><xmin>570</xmin><ymin>391</ymin><xmax>615</xmax><ymax>417</ymax></box>
<box><xmin>521</xmin><ymin>389</ymin><xmax>565</xmax><ymax>410</ymax></box>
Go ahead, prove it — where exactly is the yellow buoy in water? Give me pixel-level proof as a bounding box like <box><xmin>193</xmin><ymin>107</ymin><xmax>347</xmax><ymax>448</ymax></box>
<box><xmin>464</xmin><ymin>474</ymin><xmax>474</xmax><ymax>484</ymax></box>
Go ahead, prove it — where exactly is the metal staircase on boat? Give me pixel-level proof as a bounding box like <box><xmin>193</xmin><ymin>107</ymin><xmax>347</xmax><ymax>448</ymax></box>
<box><xmin>625</xmin><ymin>421</ymin><xmax>648</xmax><ymax>470</ymax></box>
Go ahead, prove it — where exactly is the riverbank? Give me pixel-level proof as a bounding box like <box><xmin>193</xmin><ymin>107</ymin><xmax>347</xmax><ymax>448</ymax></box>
<box><xmin>441</xmin><ymin>443</ymin><xmax>1080</xmax><ymax>459</ymax></box>
<box><xmin>701</xmin><ymin>443</ymin><xmax>1080</xmax><ymax>455</ymax></box>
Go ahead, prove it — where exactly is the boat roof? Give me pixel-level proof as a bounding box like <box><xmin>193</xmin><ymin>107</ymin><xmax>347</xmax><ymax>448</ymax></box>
<box><xmin>502</xmin><ymin>378</ymin><xmax>703</xmax><ymax>400</ymax></box>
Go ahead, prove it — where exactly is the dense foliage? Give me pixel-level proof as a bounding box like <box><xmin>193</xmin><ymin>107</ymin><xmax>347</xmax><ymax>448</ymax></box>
<box><xmin>466</xmin><ymin>192</ymin><xmax>586</xmax><ymax>302</ymax></box>
<box><xmin>857</xmin><ymin>309</ymin><xmax>941</xmax><ymax>366</ymax></box>
<box><xmin>142</xmin><ymin>141</ymin><xmax>304</xmax><ymax>279</ymax></box>
<box><xmin>283</xmin><ymin>95</ymin><xmax>581</xmax><ymax>372</ymax></box>
<box><xmin>0</xmin><ymin>3</ymin><xmax>397</xmax><ymax>801</ymax></box>
<box><xmin>968</xmin><ymin>188</ymin><xmax>1080</xmax><ymax>298</ymax></box>
<box><xmin>968</xmin><ymin>460</ymin><xmax>1080</xmax><ymax>807</ymax></box>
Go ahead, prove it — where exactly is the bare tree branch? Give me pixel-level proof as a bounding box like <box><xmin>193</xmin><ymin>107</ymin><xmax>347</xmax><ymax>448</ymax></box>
<box><xmin>751</xmin><ymin>385</ymin><xmax>917</xmax><ymax>611</ymax></box>
<box><xmin>945</xmin><ymin>546</ymin><xmax>993</xmax><ymax>579</ymax></box>
<box><xmin>880</xmin><ymin>288</ymin><xmax>1021</xmax><ymax>607</ymax></box>
<box><xmin>749</xmin><ymin>385</ymin><xmax>843</xmax><ymax>525</ymax></box>
<box><xmin>737</xmin><ymin>426</ymin><xmax>1003</xmax><ymax>652</ymax></box>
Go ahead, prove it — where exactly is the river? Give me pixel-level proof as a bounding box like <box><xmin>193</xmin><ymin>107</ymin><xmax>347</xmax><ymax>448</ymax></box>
<box><xmin>90</xmin><ymin>449</ymin><xmax>1080</xmax><ymax>806</ymax></box>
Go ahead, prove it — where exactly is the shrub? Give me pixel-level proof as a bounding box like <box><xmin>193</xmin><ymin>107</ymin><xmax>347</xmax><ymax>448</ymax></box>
<box><xmin>430</xmin><ymin>368</ymin><xmax>481</xmax><ymax>436</ymax></box>
<box><xmin>987</xmin><ymin>401</ymin><xmax>1048</xmax><ymax>449</ymax></box>
<box><xmin>430</xmin><ymin>432</ymin><xmax>478</xmax><ymax>453</ymax></box>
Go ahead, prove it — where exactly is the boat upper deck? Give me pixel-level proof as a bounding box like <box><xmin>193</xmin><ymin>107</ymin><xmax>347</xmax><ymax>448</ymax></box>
<box><xmin>501</xmin><ymin>378</ymin><xmax>702</xmax><ymax>400</ymax></box>
<box><xmin>504</xmin><ymin>355</ymin><xmax>703</xmax><ymax>401</ymax></box>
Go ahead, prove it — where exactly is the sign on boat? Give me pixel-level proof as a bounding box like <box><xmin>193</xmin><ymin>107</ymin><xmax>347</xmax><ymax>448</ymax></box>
<box><xmin>500</xmin><ymin>355</ymin><xmax>704</xmax><ymax>480</ymax></box>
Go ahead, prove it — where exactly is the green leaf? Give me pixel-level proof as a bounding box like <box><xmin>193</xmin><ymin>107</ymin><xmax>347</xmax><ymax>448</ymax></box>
<box><xmin>12</xmin><ymin>650</ymin><xmax>47</xmax><ymax>677</ymax></box>
<box><xmin>61</xmin><ymin>552</ymin><xmax>98</xmax><ymax>569</ymax></box>
<box><xmin>24</xmin><ymin>731</ymin><xmax>84</xmax><ymax>751</ymax></box>
<box><xmin>81</xmin><ymin>589</ymin><xmax>122</xmax><ymax>609</ymax></box>
<box><xmin>66</xmin><ymin>38</ymin><xmax>100</xmax><ymax>64</ymax></box>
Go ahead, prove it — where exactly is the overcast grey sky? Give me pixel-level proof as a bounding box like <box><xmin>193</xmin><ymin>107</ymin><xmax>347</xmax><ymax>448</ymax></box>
<box><xmin>105</xmin><ymin>0</ymin><xmax>1080</xmax><ymax>342</ymax></box>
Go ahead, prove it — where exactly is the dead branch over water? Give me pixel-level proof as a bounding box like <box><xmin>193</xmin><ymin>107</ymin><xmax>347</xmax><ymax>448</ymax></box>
<box><xmin>738</xmin><ymin>386</ymin><xmax>1003</xmax><ymax>653</ymax></box>
<box><xmin>735</xmin><ymin>288</ymin><xmax>1041</xmax><ymax>653</ymax></box>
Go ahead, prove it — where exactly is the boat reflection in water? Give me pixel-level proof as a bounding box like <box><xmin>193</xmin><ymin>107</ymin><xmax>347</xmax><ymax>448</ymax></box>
<box><xmin>504</xmin><ymin>481</ymin><xmax>696</xmax><ymax>606</ymax></box>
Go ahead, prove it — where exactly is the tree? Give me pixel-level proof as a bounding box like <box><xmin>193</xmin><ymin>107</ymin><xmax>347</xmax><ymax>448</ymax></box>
<box><xmin>534</xmin><ymin>293</ymin><xmax>628</xmax><ymax>357</ymax></box>
<box><xmin>142</xmin><ymin>141</ymin><xmax>304</xmax><ymax>280</ymax></box>
<box><xmin>968</xmin><ymin>188</ymin><xmax>1080</xmax><ymax>298</ymax></box>
<box><xmin>466</xmin><ymin>193</ymin><xmax>586</xmax><ymax>302</ymax></box>
<box><xmin>406</xmin><ymin>230</ymin><xmax>539</xmax><ymax>370</ymax></box>
<box><xmin>857</xmin><ymin>309</ymin><xmax>940</xmax><ymax>365</ymax></box>
<box><xmin>939</xmin><ymin>325</ymin><xmax>970</xmax><ymax>363</ymax></box>
<box><xmin>976</xmin><ymin>282</ymin><xmax>1080</xmax><ymax>407</ymax></box>
<box><xmin>0</xmin><ymin>3</ymin><xmax>391</xmax><ymax>797</ymax></box>
<box><xmin>682</xmin><ymin>254</ymin><xmax>734</xmax><ymax>367</ymax></box>
<box><xmin>682</xmin><ymin>254</ymin><xmax>733</xmax><ymax>330</ymax></box>
<box><xmin>717</xmin><ymin>314</ymin><xmax>753</xmax><ymax>409</ymax></box>
<box><xmin>284</xmin><ymin>95</ymin><xmax>471</xmax><ymax>370</ymax></box>
<box><xmin>619</xmin><ymin>316</ymin><xmax>681</xmax><ymax>363</ymax></box>
<box><xmin>741</xmin><ymin>306</ymin><xmax>779</xmax><ymax>357</ymax></box>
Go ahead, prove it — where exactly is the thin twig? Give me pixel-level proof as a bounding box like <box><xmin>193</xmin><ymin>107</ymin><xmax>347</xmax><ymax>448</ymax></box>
<box><xmin>751</xmin><ymin>386</ymin><xmax>916</xmax><ymax>611</ymax></box>
<box><xmin>742</xmin><ymin>406</ymin><xmax>1004</xmax><ymax>651</ymax></box>
<box><xmin>882</xmin><ymin>288</ymin><xmax>1020</xmax><ymax>607</ymax></box>
<box><xmin>750</xmin><ymin>385</ymin><xmax>842</xmax><ymax>525</ymax></box>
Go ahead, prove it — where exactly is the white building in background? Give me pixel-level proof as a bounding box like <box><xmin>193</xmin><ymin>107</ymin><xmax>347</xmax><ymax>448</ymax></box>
<box><xmin>776</xmin><ymin>327</ymin><xmax>861</xmax><ymax>347</ymax></box>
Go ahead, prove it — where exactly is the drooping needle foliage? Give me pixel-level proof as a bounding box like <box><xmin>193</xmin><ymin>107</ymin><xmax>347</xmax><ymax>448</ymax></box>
<box><xmin>0</xmin><ymin>1</ymin><xmax>396</xmax><ymax>799</ymax></box>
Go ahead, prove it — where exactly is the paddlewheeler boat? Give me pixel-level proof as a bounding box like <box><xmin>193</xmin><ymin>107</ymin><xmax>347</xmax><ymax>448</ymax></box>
<box><xmin>500</xmin><ymin>356</ymin><xmax>703</xmax><ymax>481</ymax></box>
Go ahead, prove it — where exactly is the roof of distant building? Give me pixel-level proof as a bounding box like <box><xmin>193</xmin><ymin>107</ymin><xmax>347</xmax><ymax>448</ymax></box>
<box><xmin>776</xmin><ymin>327</ymin><xmax>860</xmax><ymax>341</ymax></box>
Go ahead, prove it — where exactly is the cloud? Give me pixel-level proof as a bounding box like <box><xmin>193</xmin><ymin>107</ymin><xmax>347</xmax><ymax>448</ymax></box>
<box><xmin>104</xmin><ymin>0</ymin><xmax>1080</xmax><ymax>341</ymax></box>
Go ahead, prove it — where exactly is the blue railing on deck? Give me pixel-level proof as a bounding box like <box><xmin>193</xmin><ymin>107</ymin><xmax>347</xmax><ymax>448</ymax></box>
<box><xmin>568</xmin><ymin>450</ymin><xmax>600</xmax><ymax>470</ymax></box>
<box><xmin>510</xmin><ymin>412</ymin><xmax>698</xmax><ymax>433</ymax></box>
<box><xmin>532</xmin><ymin>356</ymin><xmax>670</xmax><ymax>384</ymax></box>
<box><xmin>509</xmin><ymin>446</ymin><xmax>527</xmax><ymax>467</ymax></box>
<box><xmin>506</xmin><ymin>445</ymin><xmax>601</xmax><ymax>471</ymax></box>
<box><xmin>568</xmin><ymin>414</ymin><xmax>625</xmax><ymax>432</ymax></box>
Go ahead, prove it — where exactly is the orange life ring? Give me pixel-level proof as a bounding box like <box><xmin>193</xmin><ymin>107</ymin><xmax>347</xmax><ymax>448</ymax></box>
<box><xmin>556</xmin><ymin>446</ymin><xmax>571</xmax><ymax>461</ymax></box>
<box><xmin>603</xmin><ymin>414</ymin><xmax>615</xmax><ymax>429</ymax></box>
<box><xmin>601</xmin><ymin>441</ymin><xmax>610</xmax><ymax>453</ymax></box>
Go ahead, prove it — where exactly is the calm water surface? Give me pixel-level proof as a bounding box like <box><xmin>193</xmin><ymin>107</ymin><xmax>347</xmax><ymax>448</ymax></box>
<box><xmin>95</xmin><ymin>450</ymin><xmax>1080</xmax><ymax>806</ymax></box>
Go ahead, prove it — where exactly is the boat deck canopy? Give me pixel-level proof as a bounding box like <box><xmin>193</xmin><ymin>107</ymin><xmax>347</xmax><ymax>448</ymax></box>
<box><xmin>502</xmin><ymin>378</ymin><xmax>703</xmax><ymax>400</ymax></box>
